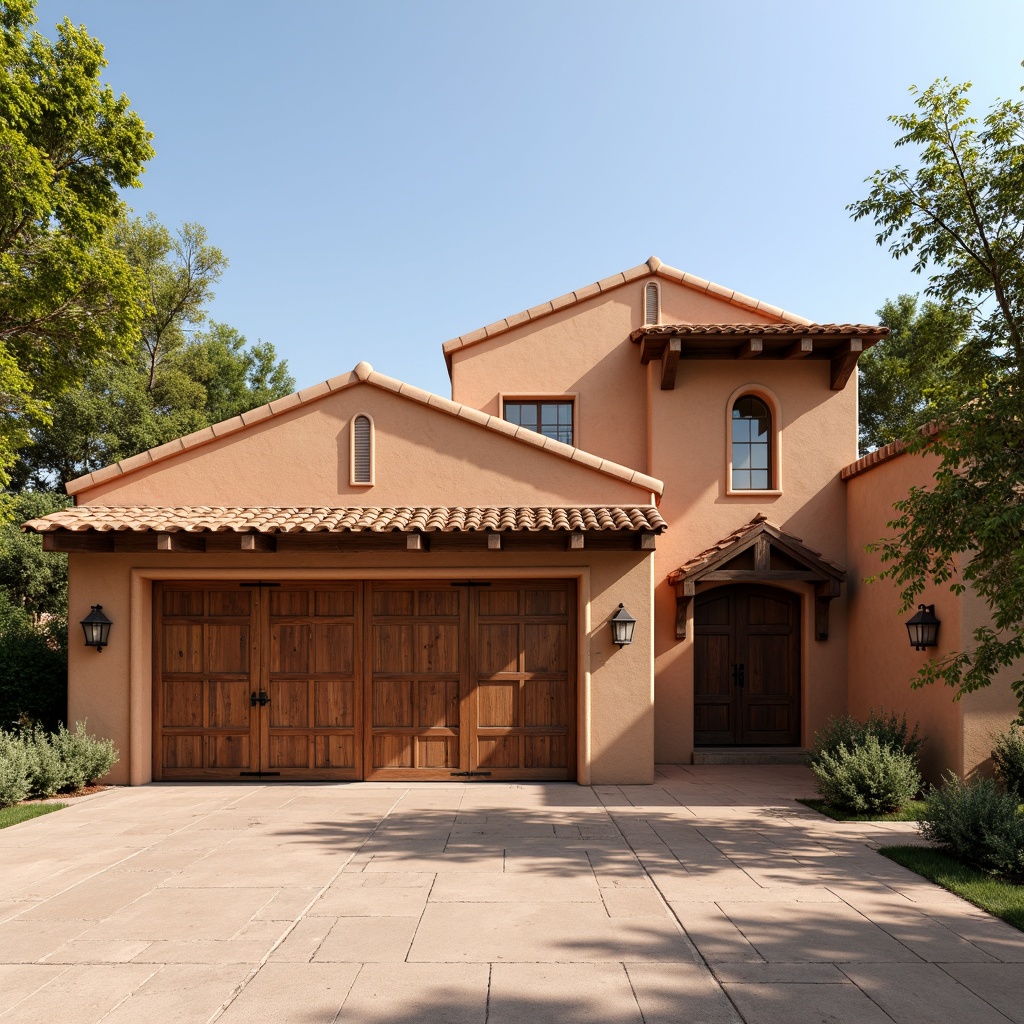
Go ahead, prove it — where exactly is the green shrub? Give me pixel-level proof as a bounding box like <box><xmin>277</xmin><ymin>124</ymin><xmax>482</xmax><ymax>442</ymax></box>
<box><xmin>992</xmin><ymin>726</ymin><xmax>1024</xmax><ymax>798</ymax></box>
<box><xmin>810</xmin><ymin>735</ymin><xmax>922</xmax><ymax>814</ymax></box>
<box><xmin>25</xmin><ymin>727</ymin><xmax>64</xmax><ymax>798</ymax></box>
<box><xmin>0</xmin><ymin>731</ymin><xmax>30</xmax><ymax>808</ymax></box>
<box><xmin>808</xmin><ymin>707</ymin><xmax>923</xmax><ymax>768</ymax></box>
<box><xmin>920</xmin><ymin>774</ymin><xmax>1024</xmax><ymax>877</ymax></box>
<box><xmin>52</xmin><ymin>722</ymin><xmax>117</xmax><ymax>789</ymax></box>
<box><xmin>0</xmin><ymin>595</ymin><xmax>66</xmax><ymax>732</ymax></box>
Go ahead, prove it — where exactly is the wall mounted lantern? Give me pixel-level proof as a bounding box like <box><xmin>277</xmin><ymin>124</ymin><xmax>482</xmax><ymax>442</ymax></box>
<box><xmin>610</xmin><ymin>603</ymin><xmax>636</xmax><ymax>647</ymax></box>
<box><xmin>905</xmin><ymin>604</ymin><xmax>940</xmax><ymax>652</ymax></box>
<box><xmin>81</xmin><ymin>605</ymin><xmax>112</xmax><ymax>652</ymax></box>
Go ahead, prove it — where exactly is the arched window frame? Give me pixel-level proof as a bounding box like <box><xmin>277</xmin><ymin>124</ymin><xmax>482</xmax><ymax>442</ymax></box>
<box><xmin>725</xmin><ymin>384</ymin><xmax>782</xmax><ymax>496</ymax></box>
<box><xmin>643</xmin><ymin>281</ymin><xmax>661</xmax><ymax>326</ymax></box>
<box><xmin>350</xmin><ymin>413</ymin><xmax>375</xmax><ymax>486</ymax></box>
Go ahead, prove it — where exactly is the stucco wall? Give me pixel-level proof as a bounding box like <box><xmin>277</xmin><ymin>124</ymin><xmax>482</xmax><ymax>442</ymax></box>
<box><xmin>76</xmin><ymin>383</ymin><xmax>651</xmax><ymax>508</ymax></box>
<box><xmin>448</xmin><ymin>277</ymin><xmax>784</xmax><ymax>474</ymax></box>
<box><xmin>846</xmin><ymin>448</ymin><xmax>980</xmax><ymax>782</ymax></box>
<box><xmin>650</xmin><ymin>359</ymin><xmax>857</xmax><ymax>762</ymax></box>
<box><xmin>67</xmin><ymin>548</ymin><xmax>655</xmax><ymax>787</ymax></box>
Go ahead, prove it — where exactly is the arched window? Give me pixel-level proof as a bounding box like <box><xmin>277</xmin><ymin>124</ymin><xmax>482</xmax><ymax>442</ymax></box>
<box><xmin>731</xmin><ymin>396</ymin><xmax>771</xmax><ymax>490</ymax></box>
<box><xmin>644</xmin><ymin>282</ymin><xmax>660</xmax><ymax>325</ymax></box>
<box><xmin>351</xmin><ymin>414</ymin><xmax>373</xmax><ymax>485</ymax></box>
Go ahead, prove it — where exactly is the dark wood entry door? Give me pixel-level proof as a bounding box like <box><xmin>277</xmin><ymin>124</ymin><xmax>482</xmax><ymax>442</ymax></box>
<box><xmin>693</xmin><ymin>585</ymin><xmax>800</xmax><ymax>746</ymax></box>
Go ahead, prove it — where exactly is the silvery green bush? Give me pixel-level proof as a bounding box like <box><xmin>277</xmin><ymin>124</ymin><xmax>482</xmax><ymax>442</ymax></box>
<box><xmin>811</xmin><ymin>734</ymin><xmax>922</xmax><ymax>814</ymax></box>
<box><xmin>921</xmin><ymin>774</ymin><xmax>1024</xmax><ymax>877</ymax></box>
<box><xmin>992</xmin><ymin>725</ymin><xmax>1024</xmax><ymax>798</ymax></box>
<box><xmin>0</xmin><ymin>723</ymin><xmax>117</xmax><ymax>808</ymax></box>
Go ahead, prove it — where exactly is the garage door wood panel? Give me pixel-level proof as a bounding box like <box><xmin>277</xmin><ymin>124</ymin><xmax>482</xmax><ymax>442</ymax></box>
<box><xmin>365</xmin><ymin>583</ymin><xmax>463</xmax><ymax>777</ymax></box>
<box><xmin>155</xmin><ymin>579</ymin><xmax>576</xmax><ymax>782</ymax></box>
<box><xmin>155</xmin><ymin>584</ymin><xmax>259</xmax><ymax>780</ymax></box>
<box><xmin>262</xmin><ymin>583</ymin><xmax>361</xmax><ymax>777</ymax></box>
<box><xmin>471</xmin><ymin>583</ymin><xmax>575</xmax><ymax>780</ymax></box>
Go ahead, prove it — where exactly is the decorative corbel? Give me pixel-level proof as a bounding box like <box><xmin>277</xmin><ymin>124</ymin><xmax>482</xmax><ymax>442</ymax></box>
<box><xmin>814</xmin><ymin>579</ymin><xmax>842</xmax><ymax>640</ymax></box>
<box><xmin>674</xmin><ymin>579</ymin><xmax>695</xmax><ymax>640</ymax></box>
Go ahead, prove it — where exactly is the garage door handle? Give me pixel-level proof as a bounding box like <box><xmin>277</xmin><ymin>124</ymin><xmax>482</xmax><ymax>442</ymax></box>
<box><xmin>249</xmin><ymin>690</ymin><xmax>271</xmax><ymax>707</ymax></box>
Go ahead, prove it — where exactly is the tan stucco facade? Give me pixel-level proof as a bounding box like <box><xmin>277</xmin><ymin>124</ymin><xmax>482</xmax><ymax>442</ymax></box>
<box><xmin>46</xmin><ymin>256</ymin><xmax>1013</xmax><ymax>786</ymax></box>
<box><xmin>845</xmin><ymin>446</ymin><xmax>1019</xmax><ymax>783</ymax></box>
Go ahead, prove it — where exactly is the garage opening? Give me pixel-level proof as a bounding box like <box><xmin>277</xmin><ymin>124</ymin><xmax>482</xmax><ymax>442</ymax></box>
<box><xmin>154</xmin><ymin>579</ymin><xmax>576</xmax><ymax>781</ymax></box>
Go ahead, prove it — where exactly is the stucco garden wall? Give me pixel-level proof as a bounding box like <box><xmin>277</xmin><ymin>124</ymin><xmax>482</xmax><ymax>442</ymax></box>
<box><xmin>845</xmin><ymin>448</ymin><xmax>1019</xmax><ymax>782</ymax></box>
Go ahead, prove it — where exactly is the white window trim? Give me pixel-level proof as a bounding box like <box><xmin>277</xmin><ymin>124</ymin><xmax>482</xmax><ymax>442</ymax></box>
<box><xmin>725</xmin><ymin>383</ymin><xmax>782</xmax><ymax>497</ymax></box>
<box><xmin>350</xmin><ymin>413</ymin><xmax>375</xmax><ymax>487</ymax></box>
<box><xmin>499</xmin><ymin>392</ymin><xmax>579</xmax><ymax>448</ymax></box>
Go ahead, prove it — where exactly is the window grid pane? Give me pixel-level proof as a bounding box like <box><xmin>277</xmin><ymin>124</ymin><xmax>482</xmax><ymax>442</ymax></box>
<box><xmin>731</xmin><ymin>396</ymin><xmax>771</xmax><ymax>491</ymax></box>
<box><xmin>503</xmin><ymin>401</ymin><xmax>573</xmax><ymax>446</ymax></box>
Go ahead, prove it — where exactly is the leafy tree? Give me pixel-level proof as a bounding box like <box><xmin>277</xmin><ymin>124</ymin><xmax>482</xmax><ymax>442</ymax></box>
<box><xmin>174</xmin><ymin>322</ymin><xmax>296</xmax><ymax>425</ymax></box>
<box><xmin>849</xmin><ymin>73</ymin><xmax>1024</xmax><ymax>705</ymax></box>
<box><xmin>0</xmin><ymin>491</ymin><xmax>68</xmax><ymax>618</ymax></box>
<box><xmin>858</xmin><ymin>294</ymin><xmax>969</xmax><ymax>453</ymax></box>
<box><xmin>114</xmin><ymin>215</ymin><xmax>227</xmax><ymax>391</ymax></box>
<box><xmin>0</xmin><ymin>0</ymin><xmax>153</xmax><ymax>483</ymax></box>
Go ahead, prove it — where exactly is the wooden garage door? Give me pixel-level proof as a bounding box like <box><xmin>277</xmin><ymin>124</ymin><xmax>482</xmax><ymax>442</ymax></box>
<box><xmin>154</xmin><ymin>579</ymin><xmax>575</xmax><ymax>781</ymax></box>
<box><xmin>365</xmin><ymin>581</ymin><xmax>575</xmax><ymax>781</ymax></box>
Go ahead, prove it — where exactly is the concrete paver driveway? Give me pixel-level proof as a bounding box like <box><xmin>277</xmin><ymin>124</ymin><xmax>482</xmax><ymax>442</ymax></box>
<box><xmin>2</xmin><ymin>764</ymin><xmax>1024</xmax><ymax>1023</ymax></box>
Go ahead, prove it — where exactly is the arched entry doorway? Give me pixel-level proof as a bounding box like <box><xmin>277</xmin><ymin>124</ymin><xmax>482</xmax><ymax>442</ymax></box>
<box><xmin>694</xmin><ymin>584</ymin><xmax>800</xmax><ymax>746</ymax></box>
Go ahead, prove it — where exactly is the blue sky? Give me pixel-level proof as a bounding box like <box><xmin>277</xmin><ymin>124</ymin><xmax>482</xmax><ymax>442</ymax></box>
<box><xmin>35</xmin><ymin>0</ymin><xmax>1024</xmax><ymax>398</ymax></box>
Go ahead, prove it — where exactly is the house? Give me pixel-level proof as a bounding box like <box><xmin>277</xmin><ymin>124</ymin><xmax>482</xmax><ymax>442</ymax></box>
<box><xmin>25</xmin><ymin>257</ymin><xmax>1020</xmax><ymax>786</ymax></box>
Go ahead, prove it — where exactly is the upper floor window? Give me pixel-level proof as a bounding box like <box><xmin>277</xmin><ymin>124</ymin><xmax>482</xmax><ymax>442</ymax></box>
<box><xmin>504</xmin><ymin>400</ymin><xmax>574</xmax><ymax>445</ymax></box>
<box><xmin>731</xmin><ymin>395</ymin><xmax>771</xmax><ymax>490</ymax></box>
<box><xmin>644</xmin><ymin>282</ymin><xmax>660</xmax><ymax>325</ymax></box>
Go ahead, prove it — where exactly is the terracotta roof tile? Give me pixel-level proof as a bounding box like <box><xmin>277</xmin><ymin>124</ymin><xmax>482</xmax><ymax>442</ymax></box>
<box><xmin>840</xmin><ymin>423</ymin><xmax>940</xmax><ymax>480</ymax></box>
<box><xmin>667</xmin><ymin>513</ymin><xmax>843</xmax><ymax>585</ymax></box>
<box><xmin>630</xmin><ymin>323</ymin><xmax>887</xmax><ymax>341</ymax></box>
<box><xmin>24</xmin><ymin>505</ymin><xmax>668</xmax><ymax>536</ymax></box>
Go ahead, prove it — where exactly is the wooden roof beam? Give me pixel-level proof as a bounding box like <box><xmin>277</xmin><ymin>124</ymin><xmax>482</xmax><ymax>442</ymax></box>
<box><xmin>240</xmin><ymin>534</ymin><xmax>276</xmax><ymax>552</ymax></box>
<box><xmin>830</xmin><ymin>339</ymin><xmax>863</xmax><ymax>390</ymax></box>
<box><xmin>660</xmin><ymin>337</ymin><xmax>681</xmax><ymax>390</ymax></box>
<box><xmin>156</xmin><ymin>532</ymin><xmax>206</xmax><ymax>552</ymax></box>
<box><xmin>737</xmin><ymin>337</ymin><xmax>763</xmax><ymax>359</ymax></box>
<box><xmin>784</xmin><ymin>337</ymin><xmax>814</xmax><ymax>359</ymax></box>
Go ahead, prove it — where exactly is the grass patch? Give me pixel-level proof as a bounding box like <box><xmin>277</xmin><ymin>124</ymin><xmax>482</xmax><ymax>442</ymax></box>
<box><xmin>0</xmin><ymin>802</ymin><xmax>64</xmax><ymax>830</ymax></box>
<box><xmin>797</xmin><ymin>797</ymin><xmax>928</xmax><ymax>822</ymax></box>
<box><xmin>881</xmin><ymin>844</ymin><xmax>1024</xmax><ymax>932</ymax></box>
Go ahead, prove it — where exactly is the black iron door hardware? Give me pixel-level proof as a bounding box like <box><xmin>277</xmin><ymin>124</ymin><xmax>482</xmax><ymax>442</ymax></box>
<box><xmin>450</xmin><ymin>770</ymin><xmax>492</xmax><ymax>777</ymax></box>
<box><xmin>732</xmin><ymin>664</ymin><xmax>745</xmax><ymax>688</ymax></box>
<box><xmin>249</xmin><ymin>690</ymin><xmax>271</xmax><ymax>707</ymax></box>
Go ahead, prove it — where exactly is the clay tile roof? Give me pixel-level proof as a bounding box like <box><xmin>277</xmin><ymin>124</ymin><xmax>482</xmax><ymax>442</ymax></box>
<box><xmin>629</xmin><ymin>323</ymin><xmax>887</xmax><ymax>341</ymax></box>
<box><xmin>667</xmin><ymin>513</ymin><xmax>843</xmax><ymax>586</ymax></box>
<box><xmin>23</xmin><ymin>505</ymin><xmax>668</xmax><ymax>535</ymax></box>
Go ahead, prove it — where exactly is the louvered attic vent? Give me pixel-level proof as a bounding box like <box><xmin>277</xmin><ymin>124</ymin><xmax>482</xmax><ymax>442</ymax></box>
<box><xmin>352</xmin><ymin>414</ymin><xmax>373</xmax><ymax>485</ymax></box>
<box><xmin>644</xmin><ymin>282</ymin><xmax>659</xmax><ymax>325</ymax></box>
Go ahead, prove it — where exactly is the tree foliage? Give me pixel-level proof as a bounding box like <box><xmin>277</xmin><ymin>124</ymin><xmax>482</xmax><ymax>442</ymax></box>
<box><xmin>858</xmin><ymin>294</ymin><xmax>969</xmax><ymax>453</ymax></box>
<box><xmin>0</xmin><ymin>0</ymin><xmax>153</xmax><ymax>483</ymax></box>
<box><xmin>850</xmin><ymin>72</ymin><xmax>1024</xmax><ymax>705</ymax></box>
